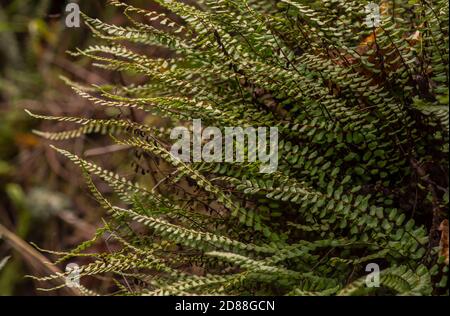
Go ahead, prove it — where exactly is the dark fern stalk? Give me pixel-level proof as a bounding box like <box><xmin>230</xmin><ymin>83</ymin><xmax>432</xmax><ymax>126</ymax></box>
<box><xmin>27</xmin><ymin>0</ymin><xmax>448</xmax><ymax>296</ymax></box>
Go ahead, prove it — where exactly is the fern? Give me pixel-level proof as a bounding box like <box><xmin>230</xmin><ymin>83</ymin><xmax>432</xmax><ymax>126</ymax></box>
<box><xmin>28</xmin><ymin>0</ymin><xmax>448</xmax><ymax>296</ymax></box>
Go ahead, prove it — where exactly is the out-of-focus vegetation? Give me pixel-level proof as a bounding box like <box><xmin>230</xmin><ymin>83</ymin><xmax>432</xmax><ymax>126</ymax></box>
<box><xmin>0</xmin><ymin>0</ymin><xmax>149</xmax><ymax>295</ymax></box>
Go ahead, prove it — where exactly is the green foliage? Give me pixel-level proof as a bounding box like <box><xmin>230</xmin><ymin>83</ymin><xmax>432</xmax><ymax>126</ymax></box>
<box><xmin>29</xmin><ymin>0</ymin><xmax>448</xmax><ymax>296</ymax></box>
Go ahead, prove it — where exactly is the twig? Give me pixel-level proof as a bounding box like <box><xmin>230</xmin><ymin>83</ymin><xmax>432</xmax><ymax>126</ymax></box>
<box><xmin>0</xmin><ymin>223</ymin><xmax>81</xmax><ymax>296</ymax></box>
<box><xmin>84</xmin><ymin>144</ymin><xmax>130</xmax><ymax>157</ymax></box>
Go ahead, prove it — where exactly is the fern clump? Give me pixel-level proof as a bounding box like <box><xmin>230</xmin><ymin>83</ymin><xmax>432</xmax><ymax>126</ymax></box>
<box><xmin>28</xmin><ymin>0</ymin><xmax>448</xmax><ymax>296</ymax></box>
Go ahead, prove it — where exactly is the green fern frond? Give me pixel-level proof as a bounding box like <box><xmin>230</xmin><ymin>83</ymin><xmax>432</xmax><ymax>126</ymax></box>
<box><xmin>28</xmin><ymin>0</ymin><xmax>448</xmax><ymax>296</ymax></box>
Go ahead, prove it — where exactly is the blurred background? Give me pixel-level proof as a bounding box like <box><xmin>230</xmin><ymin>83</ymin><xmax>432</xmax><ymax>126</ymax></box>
<box><xmin>0</xmin><ymin>0</ymin><xmax>151</xmax><ymax>295</ymax></box>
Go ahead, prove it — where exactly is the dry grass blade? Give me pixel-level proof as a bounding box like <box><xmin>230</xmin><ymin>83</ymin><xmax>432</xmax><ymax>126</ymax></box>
<box><xmin>0</xmin><ymin>223</ymin><xmax>81</xmax><ymax>296</ymax></box>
